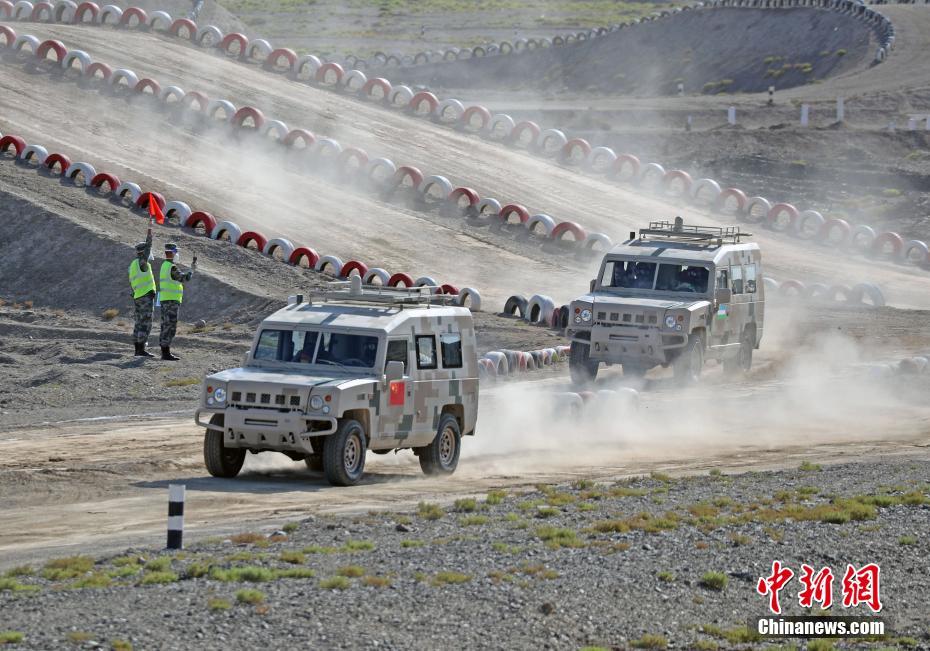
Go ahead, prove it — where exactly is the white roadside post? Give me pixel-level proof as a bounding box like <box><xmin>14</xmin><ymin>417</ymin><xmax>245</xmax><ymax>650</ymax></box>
<box><xmin>800</xmin><ymin>104</ymin><xmax>809</xmax><ymax>127</ymax></box>
<box><xmin>907</xmin><ymin>118</ymin><xmax>917</xmax><ymax>131</ymax></box>
<box><xmin>167</xmin><ymin>484</ymin><xmax>185</xmax><ymax>550</ymax></box>
<box><xmin>727</xmin><ymin>106</ymin><xmax>736</xmax><ymax>126</ymax></box>
<box><xmin>836</xmin><ymin>97</ymin><xmax>845</xmax><ymax>122</ymax></box>
<box><xmin>768</xmin><ymin>85</ymin><xmax>774</xmax><ymax>105</ymax></box>
<box><xmin>677</xmin><ymin>82</ymin><xmax>684</xmax><ymax>96</ymax></box>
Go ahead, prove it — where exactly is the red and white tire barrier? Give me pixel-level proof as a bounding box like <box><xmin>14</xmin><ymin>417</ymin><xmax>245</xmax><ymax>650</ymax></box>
<box><xmin>6</xmin><ymin>23</ymin><xmax>912</xmax><ymax>272</ymax></box>
<box><xmin>3</xmin><ymin>2</ymin><xmax>902</xmax><ymax>266</ymax></box>
<box><xmin>768</xmin><ymin>277</ymin><xmax>886</xmax><ymax>307</ymax></box>
<box><xmin>478</xmin><ymin>345</ymin><xmax>570</xmax><ymax>382</ymax></box>
<box><xmin>0</xmin><ymin>130</ymin><xmax>477</xmax><ymax>307</ymax></box>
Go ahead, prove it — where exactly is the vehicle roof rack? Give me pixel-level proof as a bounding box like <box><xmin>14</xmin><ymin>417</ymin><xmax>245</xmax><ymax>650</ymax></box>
<box><xmin>297</xmin><ymin>276</ymin><xmax>459</xmax><ymax>308</ymax></box>
<box><xmin>638</xmin><ymin>218</ymin><xmax>750</xmax><ymax>246</ymax></box>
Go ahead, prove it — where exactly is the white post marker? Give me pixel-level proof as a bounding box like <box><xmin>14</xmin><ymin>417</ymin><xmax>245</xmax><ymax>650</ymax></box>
<box><xmin>908</xmin><ymin>118</ymin><xmax>917</xmax><ymax>131</ymax></box>
<box><xmin>836</xmin><ymin>97</ymin><xmax>845</xmax><ymax>122</ymax></box>
<box><xmin>677</xmin><ymin>82</ymin><xmax>684</xmax><ymax>96</ymax></box>
<box><xmin>727</xmin><ymin>106</ymin><xmax>736</xmax><ymax>125</ymax></box>
<box><xmin>167</xmin><ymin>484</ymin><xmax>185</xmax><ymax>550</ymax></box>
<box><xmin>800</xmin><ymin>104</ymin><xmax>809</xmax><ymax>127</ymax></box>
<box><xmin>768</xmin><ymin>85</ymin><xmax>774</xmax><ymax>104</ymax></box>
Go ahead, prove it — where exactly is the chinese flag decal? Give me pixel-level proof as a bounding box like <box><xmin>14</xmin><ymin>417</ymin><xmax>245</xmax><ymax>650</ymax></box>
<box><xmin>389</xmin><ymin>380</ymin><xmax>405</xmax><ymax>406</ymax></box>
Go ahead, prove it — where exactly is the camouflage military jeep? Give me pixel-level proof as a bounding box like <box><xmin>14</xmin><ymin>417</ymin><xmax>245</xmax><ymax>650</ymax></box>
<box><xmin>567</xmin><ymin>219</ymin><xmax>764</xmax><ymax>385</ymax></box>
<box><xmin>195</xmin><ymin>278</ymin><xmax>479</xmax><ymax>486</ymax></box>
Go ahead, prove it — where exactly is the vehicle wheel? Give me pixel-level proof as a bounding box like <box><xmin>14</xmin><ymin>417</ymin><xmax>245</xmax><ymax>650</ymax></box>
<box><xmin>418</xmin><ymin>414</ymin><xmax>461</xmax><ymax>476</ymax></box>
<box><xmin>673</xmin><ymin>334</ymin><xmax>704</xmax><ymax>384</ymax></box>
<box><xmin>569</xmin><ymin>340</ymin><xmax>599</xmax><ymax>385</ymax></box>
<box><xmin>322</xmin><ymin>418</ymin><xmax>367</xmax><ymax>486</ymax></box>
<box><xmin>304</xmin><ymin>455</ymin><xmax>323</xmax><ymax>472</ymax></box>
<box><xmin>203</xmin><ymin>414</ymin><xmax>245</xmax><ymax>478</ymax></box>
<box><xmin>723</xmin><ymin>330</ymin><xmax>754</xmax><ymax>373</ymax></box>
<box><xmin>622</xmin><ymin>363</ymin><xmax>647</xmax><ymax>378</ymax></box>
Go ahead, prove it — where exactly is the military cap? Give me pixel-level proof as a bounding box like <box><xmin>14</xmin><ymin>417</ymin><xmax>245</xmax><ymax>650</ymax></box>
<box><xmin>164</xmin><ymin>243</ymin><xmax>179</xmax><ymax>254</ymax></box>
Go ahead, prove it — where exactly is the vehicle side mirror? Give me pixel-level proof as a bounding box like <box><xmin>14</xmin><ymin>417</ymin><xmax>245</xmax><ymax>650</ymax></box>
<box><xmin>385</xmin><ymin>361</ymin><xmax>404</xmax><ymax>382</ymax></box>
<box><xmin>589</xmin><ymin>279</ymin><xmax>596</xmax><ymax>292</ymax></box>
<box><xmin>715</xmin><ymin>287</ymin><xmax>732</xmax><ymax>304</ymax></box>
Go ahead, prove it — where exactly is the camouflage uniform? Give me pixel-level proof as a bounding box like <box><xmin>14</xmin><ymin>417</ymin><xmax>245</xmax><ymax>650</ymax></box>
<box><xmin>159</xmin><ymin>300</ymin><xmax>181</xmax><ymax>347</ymax></box>
<box><xmin>158</xmin><ymin>243</ymin><xmax>193</xmax><ymax>358</ymax></box>
<box><xmin>130</xmin><ymin>232</ymin><xmax>156</xmax><ymax>356</ymax></box>
<box><xmin>133</xmin><ymin>293</ymin><xmax>155</xmax><ymax>343</ymax></box>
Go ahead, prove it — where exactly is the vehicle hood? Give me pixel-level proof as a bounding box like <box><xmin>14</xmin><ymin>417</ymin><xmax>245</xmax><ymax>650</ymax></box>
<box><xmin>207</xmin><ymin>367</ymin><xmax>376</xmax><ymax>388</ymax></box>
<box><xmin>576</xmin><ymin>294</ymin><xmax>703</xmax><ymax>310</ymax></box>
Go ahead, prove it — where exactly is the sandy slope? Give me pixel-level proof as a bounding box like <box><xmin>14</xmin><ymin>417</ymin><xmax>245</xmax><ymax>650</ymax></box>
<box><xmin>3</xmin><ymin>23</ymin><xmax>929</xmax><ymax>308</ymax></box>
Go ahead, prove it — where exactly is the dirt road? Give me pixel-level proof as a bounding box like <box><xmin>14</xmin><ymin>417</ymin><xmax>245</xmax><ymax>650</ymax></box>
<box><xmin>3</xmin><ymin>352</ymin><xmax>929</xmax><ymax>569</ymax></box>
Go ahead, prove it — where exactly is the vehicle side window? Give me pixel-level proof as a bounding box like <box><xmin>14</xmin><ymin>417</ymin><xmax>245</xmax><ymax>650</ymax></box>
<box><xmin>440</xmin><ymin>333</ymin><xmax>463</xmax><ymax>369</ymax></box>
<box><xmin>717</xmin><ymin>269</ymin><xmax>729</xmax><ymax>290</ymax></box>
<box><xmin>415</xmin><ymin>335</ymin><xmax>437</xmax><ymax>370</ymax></box>
<box><xmin>731</xmin><ymin>265</ymin><xmax>744</xmax><ymax>294</ymax></box>
<box><xmin>386</xmin><ymin>339</ymin><xmax>409</xmax><ymax>375</ymax></box>
<box><xmin>745</xmin><ymin>264</ymin><xmax>757</xmax><ymax>294</ymax></box>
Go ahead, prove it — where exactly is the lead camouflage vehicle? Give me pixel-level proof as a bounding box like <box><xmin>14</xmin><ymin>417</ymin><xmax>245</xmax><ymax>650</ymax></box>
<box><xmin>195</xmin><ymin>278</ymin><xmax>479</xmax><ymax>486</ymax></box>
<box><xmin>568</xmin><ymin>219</ymin><xmax>764</xmax><ymax>384</ymax></box>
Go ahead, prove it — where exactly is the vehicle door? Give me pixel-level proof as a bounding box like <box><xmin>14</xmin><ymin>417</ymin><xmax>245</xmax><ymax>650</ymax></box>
<box><xmin>709</xmin><ymin>265</ymin><xmax>732</xmax><ymax>347</ymax></box>
<box><xmin>410</xmin><ymin>333</ymin><xmax>440</xmax><ymax>444</ymax></box>
<box><xmin>379</xmin><ymin>337</ymin><xmax>414</xmax><ymax>443</ymax></box>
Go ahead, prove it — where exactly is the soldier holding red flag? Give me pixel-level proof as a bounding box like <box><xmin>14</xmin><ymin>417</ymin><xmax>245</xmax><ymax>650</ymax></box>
<box><xmin>128</xmin><ymin>224</ymin><xmax>157</xmax><ymax>357</ymax></box>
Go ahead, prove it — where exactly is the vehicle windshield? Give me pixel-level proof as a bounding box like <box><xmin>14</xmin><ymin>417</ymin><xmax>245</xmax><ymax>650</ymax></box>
<box><xmin>602</xmin><ymin>260</ymin><xmax>710</xmax><ymax>293</ymax></box>
<box><xmin>254</xmin><ymin>329</ymin><xmax>379</xmax><ymax>368</ymax></box>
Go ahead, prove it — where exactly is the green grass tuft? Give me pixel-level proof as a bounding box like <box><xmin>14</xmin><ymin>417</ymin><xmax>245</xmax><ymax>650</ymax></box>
<box><xmin>417</xmin><ymin>502</ymin><xmax>444</xmax><ymax>520</ymax></box>
<box><xmin>208</xmin><ymin>597</ymin><xmax>231</xmax><ymax>611</ymax></box>
<box><xmin>699</xmin><ymin>571</ymin><xmax>728</xmax><ymax>591</ymax></box>
<box><xmin>139</xmin><ymin>571</ymin><xmax>179</xmax><ymax>585</ymax></box>
<box><xmin>320</xmin><ymin>576</ymin><xmax>350</xmax><ymax>590</ymax></box>
<box><xmin>235</xmin><ymin>588</ymin><xmax>265</xmax><ymax>604</ymax></box>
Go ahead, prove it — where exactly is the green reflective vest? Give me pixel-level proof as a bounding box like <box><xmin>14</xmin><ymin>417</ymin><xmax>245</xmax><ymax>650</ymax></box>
<box><xmin>128</xmin><ymin>258</ymin><xmax>156</xmax><ymax>299</ymax></box>
<box><xmin>159</xmin><ymin>260</ymin><xmax>183</xmax><ymax>303</ymax></box>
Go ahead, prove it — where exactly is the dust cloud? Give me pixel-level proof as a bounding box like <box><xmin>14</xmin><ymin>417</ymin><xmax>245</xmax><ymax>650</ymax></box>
<box><xmin>463</xmin><ymin>327</ymin><xmax>926</xmax><ymax>475</ymax></box>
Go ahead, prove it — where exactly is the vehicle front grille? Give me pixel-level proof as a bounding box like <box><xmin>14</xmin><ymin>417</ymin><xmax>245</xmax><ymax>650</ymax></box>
<box><xmin>229</xmin><ymin>387</ymin><xmax>303</xmax><ymax>411</ymax></box>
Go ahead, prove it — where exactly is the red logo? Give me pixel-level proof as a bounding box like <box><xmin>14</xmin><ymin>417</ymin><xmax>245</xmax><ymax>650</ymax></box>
<box><xmin>757</xmin><ymin>562</ymin><xmax>882</xmax><ymax>614</ymax></box>
<box><xmin>798</xmin><ymin>565</ymin><xmax>834</xmax><ymax>609</ymax></box>
<box><xmin>757</xmin><ymin>560</ymin><xmax>794</xmax><ymax>615</ymax></box>
<box><xmin>841</xmin><ymin>564</ymin><xmax>883</xmax><ymax>613</ymax></box>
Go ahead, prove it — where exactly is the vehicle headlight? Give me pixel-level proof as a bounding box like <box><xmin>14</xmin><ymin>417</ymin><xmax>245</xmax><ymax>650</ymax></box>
<box><xmin>310</xmin><ymin>395</ymin><xmax>324</xmax><ymax>410</ymax></box>
<box><xmin>213</xmin><ymin>388</ymin><xmax>226</xmax><ymax>403</ymax></box>
<box><xmin>580</xmin><ymin>309</ymin><xmax>592</xmax><ymax>323</ymax></box>
<box><xmin>574</xmin><ymin>315</ymin><xmax>582</xmax><ymax>324</ymax></box>
<box><xmin>665</xmin><ymin>315</ymin><xmax>677</xmax><ymax>329</ymax></box>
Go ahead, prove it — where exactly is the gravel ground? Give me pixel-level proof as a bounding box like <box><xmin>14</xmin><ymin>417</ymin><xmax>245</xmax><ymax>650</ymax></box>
<box><xmin>1</xmin><ymin>458</ymin><xmax>928</xmax><ymax>650</ymax></box>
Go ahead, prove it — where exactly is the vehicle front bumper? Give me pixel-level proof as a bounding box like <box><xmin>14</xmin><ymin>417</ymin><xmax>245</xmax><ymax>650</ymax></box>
<box><xmin>195</xmin><ymin>408</ymin><xmax>337</xmax><ymax>453</ymax></box>
<box><xmin>569</xmin><ymin>326</ymin><xmax>688</xmax><ymax>365</ymax></box>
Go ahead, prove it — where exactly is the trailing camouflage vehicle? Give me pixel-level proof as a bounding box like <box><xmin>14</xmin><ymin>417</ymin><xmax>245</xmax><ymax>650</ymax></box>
<box><xmin>196</xmin><ymin>277</ymin><xmax>479</xmax><ymax>486</ymax></box>
<box><xmin>567</xmin><ymin>219</ymin><xmax>764</xmax><ymax>384</ymax></box>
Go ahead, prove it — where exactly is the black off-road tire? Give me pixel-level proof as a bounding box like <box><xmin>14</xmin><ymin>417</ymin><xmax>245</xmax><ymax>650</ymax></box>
<box><xmin>418</xmin><ymin>414</ymin><xmax>461</xmax><ymax>476</ymax></box>
<box><xmin>203</xmin><ymin>415</ymin><xmax>245</xmax><ymax>478</ymax></box>
<box><xmin>569</xmin><ymin>340</ymin><xmax>599</xmax><ymax>386</ymax></box>
<box><xmin>723</xmin><ymin>330</ymin><xmax>754</xmax><ymax>373</ymax></box>
<box><xmin>673</xmin><ymin>334</ymin><xmax>704</xmax><ymax>384</ymax></box>
<box><xmin>322</xmin><ymin>419</ymin><xmax>367</xmax><ymax>486</ymax></box>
